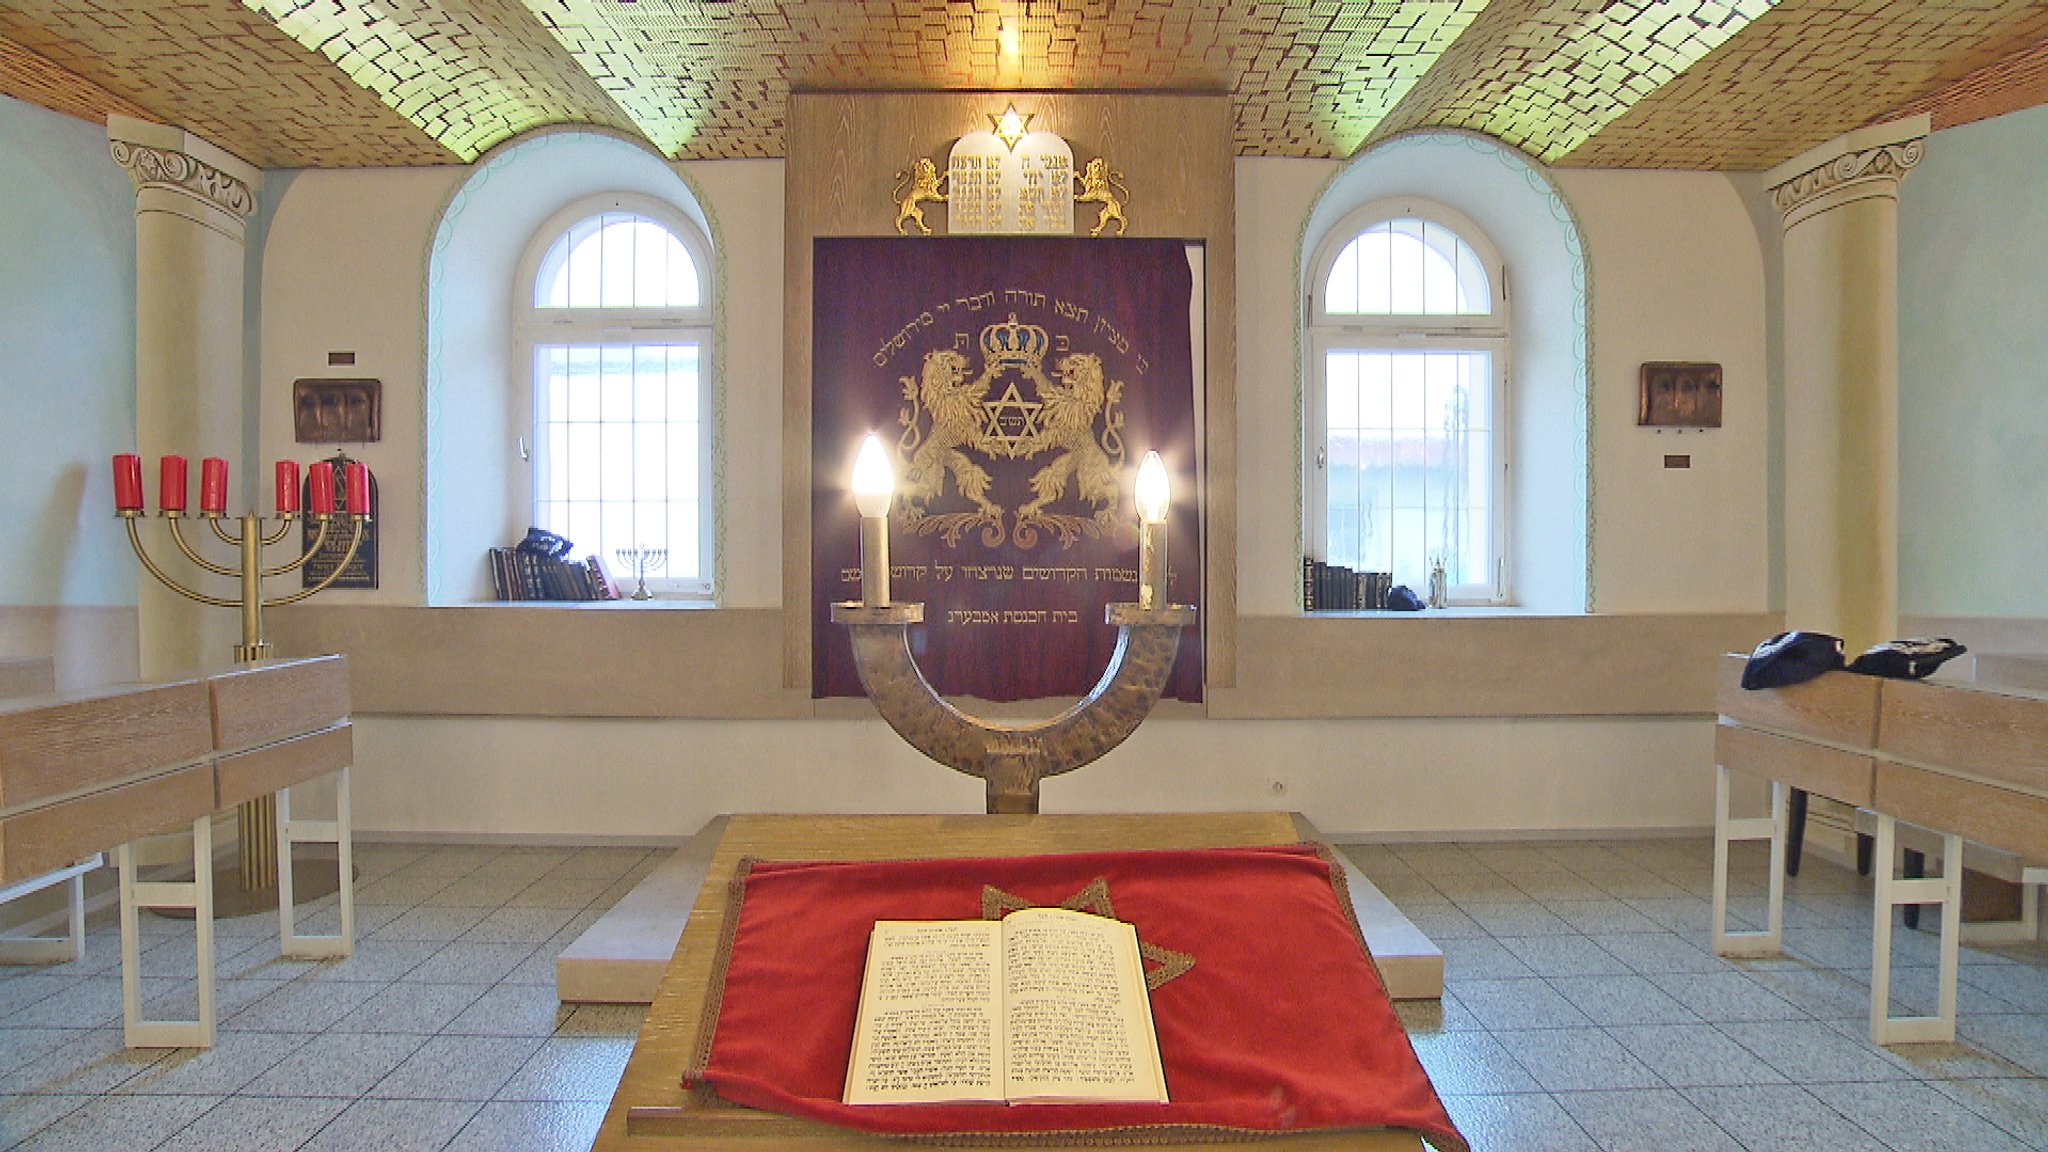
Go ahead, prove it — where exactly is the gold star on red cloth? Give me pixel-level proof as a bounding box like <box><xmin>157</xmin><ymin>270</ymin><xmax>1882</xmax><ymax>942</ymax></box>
<box><xmin>980</xmin><ymin>877</ymin><xmax>1195</xmax><ymax>990</ymax></box>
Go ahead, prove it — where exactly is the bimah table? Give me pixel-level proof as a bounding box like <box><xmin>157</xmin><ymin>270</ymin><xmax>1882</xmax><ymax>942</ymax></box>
<box><xmin>594</xmin><ymin>811</ymin><xmax>1429</xmax><ymax>1151</ymax></box>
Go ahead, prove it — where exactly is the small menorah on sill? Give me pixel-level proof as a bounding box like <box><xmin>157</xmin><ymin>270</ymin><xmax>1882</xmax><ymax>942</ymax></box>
<box><xmin>113</xmin><ymin>453</ymin><xmax>371</xmax><ymax>662</ymax></box>
<box><xmin>614</xmin><ymin>546</ymin><xmax>666</xmax><ymax>601</ymax></box>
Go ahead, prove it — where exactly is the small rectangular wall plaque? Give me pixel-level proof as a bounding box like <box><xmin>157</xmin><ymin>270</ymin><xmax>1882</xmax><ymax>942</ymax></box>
<box><xmin>1639</xmin><ymin>362</ymin><xmax>1722</xmax><ymax>428</ymax></box>
<box><xmin>293</xmin><ymin>378</ymin><xmax>381</xmax><ymax>443</ymax></box>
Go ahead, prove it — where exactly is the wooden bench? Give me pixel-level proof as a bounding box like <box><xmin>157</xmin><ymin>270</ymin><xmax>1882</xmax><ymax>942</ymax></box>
<box><xmin>1712</xmin><ymin>655</ymin><xmax>2048</xmax><ymax>1044</ymax></box>
<box><xmin>0</xmin><ymin>656</ymin><xmax>100</xmax><ymax>964</ymax></box>
<box><xmin>0</xmin><ymin>656</ymin><xmax>356</xmax><ymax>1047</ymax></box>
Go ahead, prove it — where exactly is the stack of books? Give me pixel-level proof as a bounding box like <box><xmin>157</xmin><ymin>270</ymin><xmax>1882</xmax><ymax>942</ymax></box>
<box><xmin>1302</xmin><ymin>558</ymin><xmax>1391</xmax><ymax>611</ymax></box>
<box><xmin>488</xmin><ymin>549</ymin><xmax>619</xmax><ymax>601</ymax></box>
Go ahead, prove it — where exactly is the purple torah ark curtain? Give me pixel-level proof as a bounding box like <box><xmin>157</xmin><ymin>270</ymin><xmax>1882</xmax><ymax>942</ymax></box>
<box><xmin>812</xmin><ymin>237</ymin><xmax>1202</xmax><ymax>703</ymax></box>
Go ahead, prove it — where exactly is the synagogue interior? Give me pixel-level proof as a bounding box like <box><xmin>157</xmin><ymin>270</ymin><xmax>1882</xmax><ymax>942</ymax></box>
<box><xmin>0</xmin><ymin>3</ymin><xmax>2045</xmax><ymax>1151</ymax></box>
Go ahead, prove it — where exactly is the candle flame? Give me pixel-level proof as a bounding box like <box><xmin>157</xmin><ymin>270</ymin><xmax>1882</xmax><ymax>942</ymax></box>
<box><xmin>1136</xmin><ymin>452</ymin><xmax>1170</xmax><ymax>524</ymax></box>
<box><xmin>852</xmin><ymin>433</ymin><xmax>895</xmax><ymax>518</ymax></box>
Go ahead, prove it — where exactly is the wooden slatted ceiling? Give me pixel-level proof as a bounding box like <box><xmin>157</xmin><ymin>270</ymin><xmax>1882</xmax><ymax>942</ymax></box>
<box><xmin>1555</xmin><ymin>0</ymin><xmax>2048</xmax><ymax>169</ymax></box>
<box><xmin>0</xmin><ymin>0</ymin><xmax>2044</xmax><ymax>172</ymax></box>
<box><xmin>0</xmin><ymin>0</ymin><xmax>456</xmax><ymax>167</ymax></box>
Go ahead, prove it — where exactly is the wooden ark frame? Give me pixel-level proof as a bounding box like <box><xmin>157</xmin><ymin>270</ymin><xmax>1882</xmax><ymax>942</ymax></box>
<box><xmin>782</xmin><ymin>91</ymin><xmax>1239</xmax><ymax>698</ymax></box>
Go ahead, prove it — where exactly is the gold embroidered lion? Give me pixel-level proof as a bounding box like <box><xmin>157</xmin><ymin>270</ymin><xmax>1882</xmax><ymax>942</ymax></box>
<box><xmin>1074</xmin><ymin>157</ymin><xmax>1129</xmax><ymax>237</ymax></box>
<box><xmin>892</xmin><ymin>158</ymin><xmax>948</xmax><ymax>236</ymax></box>
<box><xmin>897</xmin><ymin>349</ymin><xmax>1002</xmax><ymax>534</ymax></box>
<box><xmin>1016</xmin><ymin>352</ymin><xmax>1125</xmax><ymax>547</ymax></box>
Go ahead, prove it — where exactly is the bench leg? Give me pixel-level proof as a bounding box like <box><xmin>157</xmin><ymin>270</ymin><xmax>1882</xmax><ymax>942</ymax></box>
<box><xmin>1713</xmin><ymin>766</ymin><xmax>1786</xmax><ymax>957</ymax></box>
<box><xmin>1870</xmin><ymin>816</ymin><xmax>1961</xmax><ymax>1045</ymax></box>
<box><xmin>278</xmin><ymin>766</ymin><xmax>354</xmax><ymax>959</ymax></box>
<box><xmin>0</xmin><ymin>857</ymin><xmax>100</xmax><ymax>964</ymax></box>
<box><xmin>118</xmin><ymin>816</ymin><xmax>215</xmax><ymax>1048</ymax></box>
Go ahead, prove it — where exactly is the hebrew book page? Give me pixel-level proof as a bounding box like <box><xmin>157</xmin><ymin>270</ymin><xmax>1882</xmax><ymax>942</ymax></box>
<box><xmin>1000</xmin><ymin>907</ymin><xmax>1168</xmax><ymax>1104</ymax></box>
<box><xmin>843</xmin><ymin>919</ymin><xmax>1005</xmax><ymax>1104</ymax></box>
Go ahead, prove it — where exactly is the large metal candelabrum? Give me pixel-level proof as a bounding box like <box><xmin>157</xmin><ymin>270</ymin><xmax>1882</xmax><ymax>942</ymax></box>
<box><xmin>113</xmin><ymin>452</ymin><xmax>368</xmax><ymax>898</ymax></box>
<box><xmin>832</xmin><ymin>439</ymin><xmax>1191</xmax><ymax>814</ymax></box>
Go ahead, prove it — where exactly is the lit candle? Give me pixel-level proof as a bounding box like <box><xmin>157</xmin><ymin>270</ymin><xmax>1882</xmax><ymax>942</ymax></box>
<box><xmin>1135</xmin><ymin>451</ymin><xmax>1170</xmax><ymax>609</ymax></box>
<box><xmin>307</xmin><ymin>461</ymin><xmax>334</xmax><ymax>514</ymax></box>
<box><xmin>199</xmin><ymin>457</ymin><xmax>228</xmax><ymax>515</ymax></box>
<box><xmin>343</xmin><ymin>461</ymin><xmax>370</xmax><ymax>515</ymax></box>
<box><xmin>851</xmin><ymin>433</ymin><xmax>895</xmax><ymax>607</ymax></box>
<box><xmin>112</xmin><ymin>454</ymin><xmax>143</xmax><ymax>512</ymax></box>
<box><xmin>158</xmin><ymin>455</ymin><xmax>188</xmax><ymax>512</ymax></box>
<box><xmin>275</xmin><ymin>460</ymin><xmax>300</xmax><ymax>514</ymax></box>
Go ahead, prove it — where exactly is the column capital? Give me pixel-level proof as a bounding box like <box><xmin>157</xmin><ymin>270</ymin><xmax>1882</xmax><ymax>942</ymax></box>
<box><xmin>107</xmin><ymin>115</ymin><xmax>262</xmax><ymax>232</ymax></box>
<box><xmin>1764</xmin><ymin>116</ymin><xmax>1928</xmax><ymax>231</ymax></box>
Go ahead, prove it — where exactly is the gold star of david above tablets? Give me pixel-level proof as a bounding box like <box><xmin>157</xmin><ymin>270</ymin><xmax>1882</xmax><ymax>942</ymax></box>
<box><xmin>981</xmin><ymin>878</ymin><xmax>1195</xmax><ymax>990</ymax></box>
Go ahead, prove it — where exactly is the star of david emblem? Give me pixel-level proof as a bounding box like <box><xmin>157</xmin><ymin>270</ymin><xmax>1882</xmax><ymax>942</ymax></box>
<box><xmin>980</xmin><ymin>877</ymin><xmax>1195</xmax><ymax>990</ymax></box>
<box><xmin>979</xmin><ymin>381</ymin><xmax>1044</xmax><ymax>458</ymax></box>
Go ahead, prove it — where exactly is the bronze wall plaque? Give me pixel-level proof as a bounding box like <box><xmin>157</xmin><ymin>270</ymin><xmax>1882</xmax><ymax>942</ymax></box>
<box><xmin>1638</xmin><ymin>362</ymin><xmax>1722</xmax><ymax>428</ymax></box>
<box><xmin>293</xmin><ymin>378</ymin><xmax>382</xmax><ymax>442</ymax></box>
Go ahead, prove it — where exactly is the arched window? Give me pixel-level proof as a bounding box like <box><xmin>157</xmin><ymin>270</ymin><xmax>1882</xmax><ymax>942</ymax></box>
<box><xmin>1307</xmin><ymin>201</ymin><xmax>1508</xmax><ymax>603</ymax></box>
<box><xmin>515</xmin><ymin>195</ymin><xmax>713</xmax><ymax>597</ymax></box>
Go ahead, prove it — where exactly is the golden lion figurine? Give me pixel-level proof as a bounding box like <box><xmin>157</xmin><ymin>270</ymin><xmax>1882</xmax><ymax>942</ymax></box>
<box><xmin>892</xmin><ymin>158</ymin><xmax>947</xmax><ymax>236</ymax></box>
<box><xmin>1074</xmin><ymin>157</ymin><xmax>1129</xmax><ymax>237</ymax></box>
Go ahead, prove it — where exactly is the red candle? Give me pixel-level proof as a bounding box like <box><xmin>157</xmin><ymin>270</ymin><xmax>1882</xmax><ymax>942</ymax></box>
<box><xmin>199</xmin><ymin>457</ymin><xmax>228</xmax><ymax>515</ymax></box>
<box><xmin>275</xmin><ymin>460</ymin><xmax>300</xmax><ymax>514</ymax></box>
<box><xmin>158</xmin><ymin>455</ymin><xmax>188</xmax><ymax>512</ymax></box>
<box><xmin>344</xmin><ymin>462</ymin><xmax>370</xmax><ymax>515</ymax></box>
<box><xmin>112</xmin><ymin>454</ymin><xmax>143</xmax><ymax>511</ymax></box>
<box><xmin>307</xmin><ymin>461</ymin><xmax>334</xmax><ymax>514</ymax></box>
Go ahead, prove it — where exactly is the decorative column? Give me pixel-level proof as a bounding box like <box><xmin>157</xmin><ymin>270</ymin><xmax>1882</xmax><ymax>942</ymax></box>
<box><xmin>108</xmin><ymin>116</ymin><xmax>263</xmax><ymax>676</ymax></box>
<box><xmin>1765</xmin><ymin>116</ymin><xmax>1926</xmax><ymax>652</ymax></box>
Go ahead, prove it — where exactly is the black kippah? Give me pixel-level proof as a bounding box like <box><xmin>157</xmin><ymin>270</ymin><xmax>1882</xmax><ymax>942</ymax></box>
<box><xmin>1847</xmin><ymin>638</ymin><xmax>1967</xmax><ymax>680</ymax></box>
<box><xmin>1741</xmin><ymin>631</ymin><xmax>1845</xmax><ymax>690</ymax></box>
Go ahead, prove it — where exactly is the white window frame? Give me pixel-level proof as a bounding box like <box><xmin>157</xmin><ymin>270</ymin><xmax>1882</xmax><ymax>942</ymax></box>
<box><xmin>513</xmin><ymin>192</ymin><xmax>715</xmax><ymax>598</ymax></box>
<box><xmin>1305</xmin><ymin>198</ymin><xmax>1510</xmax><ymax>604</ymax></box>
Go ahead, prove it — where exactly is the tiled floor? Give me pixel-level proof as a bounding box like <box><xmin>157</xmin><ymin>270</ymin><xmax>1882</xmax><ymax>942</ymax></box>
<box><xmin>0</xmin><ymin>836</ymin><xmax>2042</xmax><ymax>1151</ymax></box>
<box><xmin>0</xmin><ymin>842</ymin><xmax>660</xmax><ymax>1151</ymax></box>
<box><xmin>1355</xmin><ymin>838</ymin><xmax>2048</xmax><ymax>1152</ymax></box>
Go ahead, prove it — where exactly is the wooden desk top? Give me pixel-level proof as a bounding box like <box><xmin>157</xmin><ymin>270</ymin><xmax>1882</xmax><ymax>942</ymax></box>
<box><xmin>593</xmin><ymin>812</ymin><xmax>1425</xmax><ymax>1151</ymax></box>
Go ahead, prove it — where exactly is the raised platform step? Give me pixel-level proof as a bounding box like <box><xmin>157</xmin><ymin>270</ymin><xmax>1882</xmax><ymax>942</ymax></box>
<box><xmin>555</xmin><ymin>816</ymin><xmax>1444</xmax><ymax>1003</ymax></box>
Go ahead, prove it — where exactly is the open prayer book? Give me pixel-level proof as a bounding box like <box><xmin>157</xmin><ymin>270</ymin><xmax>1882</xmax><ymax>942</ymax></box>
<box><xmin>842</xmin><ymin>907</ymin><xmax>1169</xmax><ymax>1106</ymax></box>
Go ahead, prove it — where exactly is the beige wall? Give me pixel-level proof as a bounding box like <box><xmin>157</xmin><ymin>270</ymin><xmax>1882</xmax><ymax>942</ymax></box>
<box><xmin>261</xmin><ymin>145</ymin><xmax>1777</xmax><ymax>841</ymax></box>
<box><xmin>1557</xmin><ymin>169</ymin><xmax>1772</xmax><ymax>614</ymax></box>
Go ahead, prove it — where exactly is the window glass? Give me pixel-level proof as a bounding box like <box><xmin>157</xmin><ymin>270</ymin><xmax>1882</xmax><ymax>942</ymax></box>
<box><xmin>1310</xmin><ymin>205</ymin><xmax>1505</xmax><ymax>603</ymax></box>
<box><xmin>535</xmin><ymin>213</ymin><xmax>701</xmax><ymax>309</ymax></box>
<box><xmin>1324</xmin><ymin>217</ymin><xmax>1491</xmax><ymax>318</ymax></box>
<box><xmin>522</xmin><ymin>202</ymin><xmax>711</xmax><ymax>596</ymax></box>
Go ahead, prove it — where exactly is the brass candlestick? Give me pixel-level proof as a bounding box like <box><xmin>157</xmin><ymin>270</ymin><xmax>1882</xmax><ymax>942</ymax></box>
<box><xmin>834</xmin><ymin>600</ymin><xmax>1192</xmax><ymax>814</ymax></box>
<box><xmin>121</xmin><ymin>492</ymin><xmax>367</xmax><ymax>902</ymax></box>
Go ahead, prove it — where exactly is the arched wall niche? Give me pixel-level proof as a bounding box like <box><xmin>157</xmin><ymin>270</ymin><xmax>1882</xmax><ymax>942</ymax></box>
<box><xmin>422</xmin><ymin>127</ymin><xmax>720</xmax><ymax>604</ymax></box>
<box><xmin>1299</xmin><ymin>130</ymin><xmax>1591</xmax><ymax>612</ymax></box>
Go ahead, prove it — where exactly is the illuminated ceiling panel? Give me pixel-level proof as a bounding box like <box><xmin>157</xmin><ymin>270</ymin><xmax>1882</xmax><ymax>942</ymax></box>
<box><xmin>1372</xmin><ymin>0</ymin><xmax>1776</xmax><ymax>162</ymax></box>
<box><xmin>522</xmin><ymin>0</ymin><xmax>1488</xmax><ymax>160</ymax></box>
<box><xmin>241</xmin><ymin>0</ymin><xmax>638</xmax><ymax>162</ymax></box>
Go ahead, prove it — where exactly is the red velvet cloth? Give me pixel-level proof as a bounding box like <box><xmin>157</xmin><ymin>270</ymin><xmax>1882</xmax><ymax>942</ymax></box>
<box><xmin>686</xmin><ymin>845</ymin><xmax>1466</xmax><ymax>1149</ymax></box>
